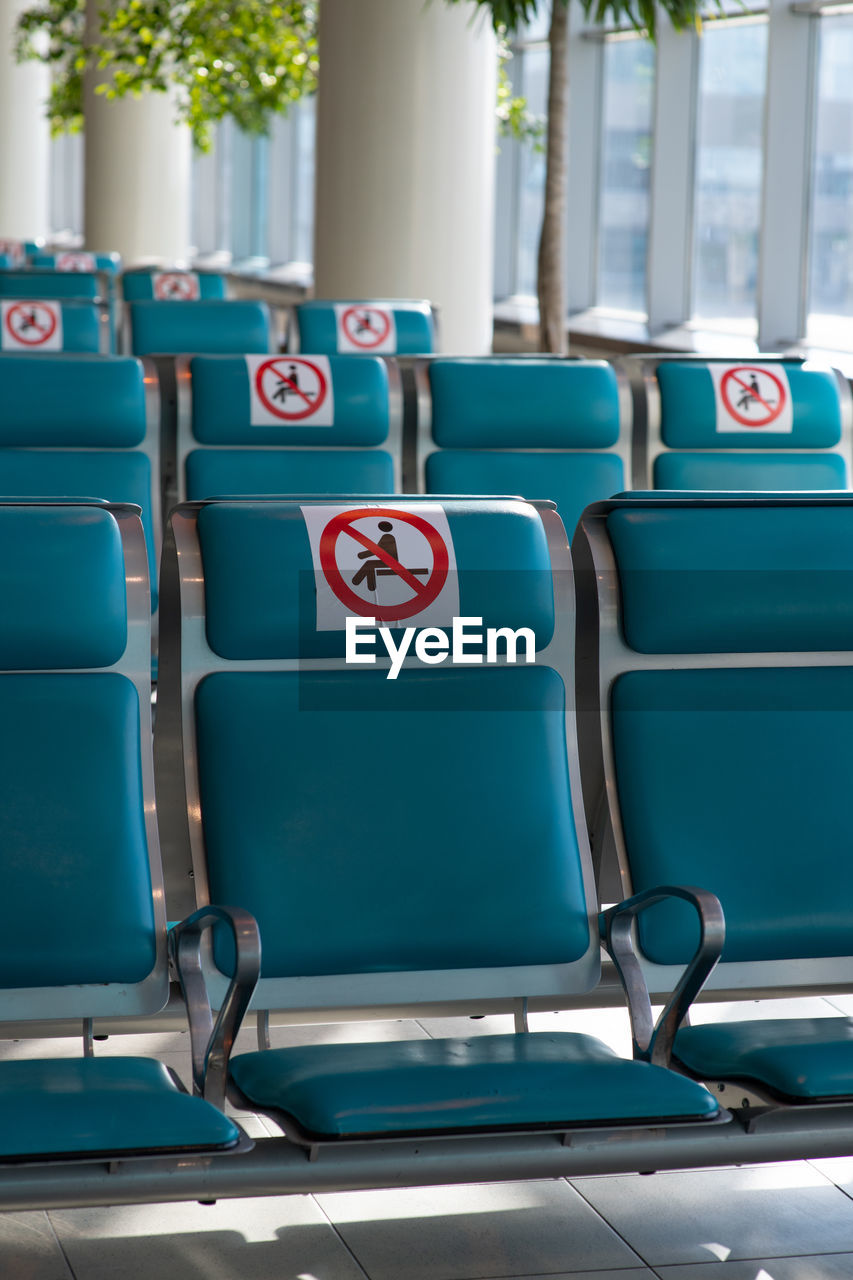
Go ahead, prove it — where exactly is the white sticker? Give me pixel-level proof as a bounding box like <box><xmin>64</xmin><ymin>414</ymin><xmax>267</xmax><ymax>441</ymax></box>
<box><xmin>1</xmin><ymin>301</ymin><xmax>63</xmax><ymax>351</ymax></box>
<box><xmin>302</xmin><ymin>503</ymin><xmax>460</xmax><ymax>631</ymax></box>
<box><xmin>245</xmin><ymin>355</ymin><xmax>335</xmax><ymax>427</ymax></box>
<box><xmin>55</xmin><ymin>251</ymin><xmax>97</xmax><ymax>273</ymax></box>
<box><xmin>153</xmin><ymin>271</ymin><xmax>201</xmax><ymax>300</ymax></box>
<box><xmin>709</xmin><ymin>363</ymin><xmax>793</xmax><ymax>434</ymax></box>
<box><xmin>334</xmin><ymin>303</ymin><xmax>397</xmax><ymax>354</ymax></box>
<box><xmin>0</xmin><ymin>239</ymin><xmax>25</xmax><ymax>267</ymax></box>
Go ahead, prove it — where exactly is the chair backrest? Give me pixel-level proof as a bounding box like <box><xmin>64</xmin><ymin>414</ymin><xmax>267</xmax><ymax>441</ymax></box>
<box><xmin>295</xmin><ymin>299</ymin><xmax>435</xmax><ymax>355</ymax></box>
<box><xmin>416</xmin><ymin>357</ymin><xmax>630</xmax><ymax>534</ymax></box>
<box><xmin>0</xmin><ymin>238</ymin><xmax>27</xmax><ymax>268</ymax></box>
<box><xmin>0</xmin><ymin>499</ymin><xmax>166</xmax><ymax>1021</ymax></box>
<box><xmin>127</xmin><ymin>299</ymin><xmax>271</xmax><ymax>356</ymax></box>
<box><xmin>0</xmin><ymin>354</ymin><xmax>161</xmax><ymax>608</ymax></box>
<box><xmin>122</xmin><ymin>269</ymin><xmax>227</xmax><ymax>302</ymax></box>
<box><xmin>0</xmin><ymin>269</ymin><xmax>100</xmax><ymax>301</ymax></box>
<box><xmin>0</xmin><ymin>299</ymin><xmax>106</xmax><ymax>354</ymax></box>
<box><xmin>634</xmin><ymin>355</ymin><xmax>852</xmax><ymax>490</ymax></box>
<box><xmin>173</xmin><ymin>353</ymin><xmax>402</xmax><ymax>506</ymax></box>
<box><xmin>30</xmin><ymin>251</ymin><xmax>120</xmax><ymax>274</ymax></box>
<box><xmin>574</xmin><ymin>491</ymin><xmax>853</xmax><ymax>998</ymax></box>
<box><xmin>155</xmin><ymin>495</ymin><xmax>599</xmax><ymax>1012</ymax></box>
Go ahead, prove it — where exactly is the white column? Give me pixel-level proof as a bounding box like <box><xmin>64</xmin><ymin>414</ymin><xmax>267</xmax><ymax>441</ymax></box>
<box><xmin>0</xmin><ymin>0</ymin><xmax>50</xmax><ymax>238</ymax></box>
<box><xmin>84</xmin><ymin>0</ymin><xmax>192</xmax><ymax>262</ymax></box>
<box><xmin>314</xmin><ymin>0</ymin><xmax>497</xmax><ymax>354</ymax></box>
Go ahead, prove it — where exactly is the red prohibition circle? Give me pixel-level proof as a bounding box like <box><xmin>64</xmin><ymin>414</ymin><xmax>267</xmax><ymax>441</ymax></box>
<box><xmin>319</xmin><ymin>506</ymin><xmax>449</xmax><ymax>621</ymax></box>
<box><xmin>255</xmin><ymin>357</ymin><xmax>328</xmax><ymax>421</ymax></box>
<box><xmin>340</xmin><ymin>305</ymin><xmax>391</xmax><ymax>349</ymax></box>
<box><xmin>5</xmin><ymin>303</ymin><xmax>57</xmax><ymax>346</ymax></box>
<box><xmin>155</xmin><ymin>273</ymin><xmax>196</xmax><ymax>300</ymax></box>
<box><xmin>720</xmin><ymin>366</ymin><xmax>787</xmax><ymax>428</ymax></box>
<box><xmin>56</xmin><ymin>253</ymin><xmax>94</xmax><ymax>272</ymax></box>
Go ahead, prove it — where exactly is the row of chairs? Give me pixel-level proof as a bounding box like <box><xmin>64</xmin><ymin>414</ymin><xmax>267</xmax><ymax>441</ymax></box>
<box><xmin>2</xmin><ymin>490</ymin><xmax>853</xmax><ymax>1210</ymax></box>
<box><xmin>0</xmin><ymin>265</ymin><xmax>439</xmax><ymax>358</ymax></box>
<box><xmin>0</xmin><ymin>351</ymin><xmax>847</xmax><ymax>616</ymax></box>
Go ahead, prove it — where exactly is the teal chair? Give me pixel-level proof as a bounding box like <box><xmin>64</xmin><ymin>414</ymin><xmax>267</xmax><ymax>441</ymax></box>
<box><xmin>416</xmin><ymin>357</ymin><xmax>630</xmax><ymax>535</ymax></box>
<box><xmin>122</xmin><ymin>268</ymin><xmax>227</xmax><ymax>302</ymax></box>
<box><xmin>0</xmin><ymin>299</ymin><xmax>106</xmax><ymax>353</ymax></box>
<box><xmin>632</xmin><ymin>355</ymin><xmax>852</xmax><ymax>490</ymax></box>
<box><xmin>127</xmin><ymin>299</ymin><xmax>271</xmax><ymax>356</ymax></box>
<box><xmin>0</xmin><ymin>269</ymin><xmax>117</xmax><ymax>352</ymax></box>
<box><xmin>29</xmin><ymin>250</ymin><xmax>120</xmax><ymax>274</ymax></box>
<box><xmin>574</xmin><ymin>492</ymin><xmax>853</xmax><ymax>1119</ymax></box>
<box><xmin>295</xmin><ymin>298</ymin><xmax>435</xmax><ymax>355</ymax></box>
<box><xmin>0</xmin><ymin>500</ymin><xmax>256</xmax><ymax>1205</ymax></box>
<box><xmin>155</xmin><ymin>494</ymin><xmax>725</xmax><ymax>1176</ymax></box>
<box><xmin>0</xmin><ymin>354</ymin><xmax>160</xmax><ymax>609</ymax></box>
<box><xmin>173</xmin><ymin>353</ymin><xmax>402</xmax><ymax>507</ymax></box>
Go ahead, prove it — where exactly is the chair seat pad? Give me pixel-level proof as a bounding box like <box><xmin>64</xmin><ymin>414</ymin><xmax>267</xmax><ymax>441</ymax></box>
<box><xmin>675</xmin><ymin>1018</ymin><xmax>853</xmax><ymax>1101</ymax></box>
<box><xmin>0</xmin><ymin>1057</ymin><xmax>240</xmax><ymax>1160</ymax></box>
<box><xmin>230</xmin><ymin>1032</ymin><xmax>720</xmax><ymax>1138</ymax></box>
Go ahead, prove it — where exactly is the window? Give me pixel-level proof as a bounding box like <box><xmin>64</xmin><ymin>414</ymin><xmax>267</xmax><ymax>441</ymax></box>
<box><xmin>807</xmin><ymin>16</ymin><xmax>853</xmax><ymax>344</ymax></box>
<box><xmin>513</xmin><ymin>44</ymin><xmax>549</xmax><ymax>297</ymax></box>
<box><xmin>690</xmin><ymin>19</ymin><xmax>768</xmax><ymax>326</ymax></box>
<box><xmin>596</xmin><ymin>35</ymin><xmax>655</xmax><ymax>313</ymax></box>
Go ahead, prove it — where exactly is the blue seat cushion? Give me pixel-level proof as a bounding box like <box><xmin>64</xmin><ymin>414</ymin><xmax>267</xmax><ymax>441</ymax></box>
<box><xmin>129</xmin><ymin>300</ymin><xmax>270</xmax><ymax>355</ymax></box>
<box><xmin>230</xmin><ymin>1033</ymin><xmax>719</xmax><ymax>1137</ymax></box>
<box><xmin>0</xmin><ymin>674</ymin><xmax>156</xmax><ymax>987</ymax></box>
<box><xmin>197</xmin><ymin>499</ymin><xmax>555</xmax><ymax>660</ymax></box>
<box><xmin>674</xmin><ymin>1019</ymin><xmax>853</xmax><ymax>1102</ymax></box>
<box><xmin>426</xmin><ymin>450</ymin><xmax>624</xmax><ymax>536</ymax></box>
<box><xmin>654</xmin><ymin>452</ymin><xmax>848</xmax><ymax>490</ymax></box>
<box><xmin>429</xmin><ymin>360</ymin><xmax>621</xmax><ymax>448</ymax></box>
<box><xmin>195</xmin><ymin>667</ymin><xmax>589</xmax><ymax>977</ymax></box>
<box><xmin>0</xmin><ymin>1058</ymin><xmax>239</xmax><ymax>1159</ymax></box>
<box><xmin>607</xmin><ymin>505</ymin><xmax>853</xmax><ymax>654</ymax></box>
<box><xmin>0</xmin><ymin>506</ymin><xmax>127</xmax><ymax>668</ymax></box>
<box><xmin>186</xmin><ymin>447</ymin><xmax>394</xmax><ymax>500</ymax></box>
<box><xmin>612</xmin><ymin>667</ymin><xmax>853</xmax><ymax>966</ymax></box>
<box><xmin>0</xmin><ymin>452</ymin><xmax>157</xmax><ymax>609</ymax></box>
<box><xmin>657</xmin><ymin>362</ymin><xmax>843</xmax><ymax>448</ymax></box>
<box><xmin>0</xmin><ymin>354</ymin><xmax>146</xmax><ymax>445</ymax></box>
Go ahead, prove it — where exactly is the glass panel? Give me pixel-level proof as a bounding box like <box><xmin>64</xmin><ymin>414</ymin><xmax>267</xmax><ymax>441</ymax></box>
<box><xmin>293</xmin><ymin>95</ymin><xmax>316</xmax><ymax>264</ymax></box>
<box><xmin>691</xmin><ymin>21</ymin><xmax>768</xmax><ymax>323</ymax></box>
<box><xmin>596</xmin><ymin>37</ymin><xmax>655</xmax><ymax>314</ymax></box>
<box><xmin>514</xmin><ymin>46</ymin><xmax>548</xmax><ymax>297</ymax></box>
<box><xmin>807</xmin><ymin>17</ymin><xmax>853</xmax><ymax>341</ymax></box>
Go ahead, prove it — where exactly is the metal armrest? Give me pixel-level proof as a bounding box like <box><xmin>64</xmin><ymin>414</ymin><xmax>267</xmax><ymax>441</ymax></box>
<box><xmin>598</xmin><ymin>886</ymin><xmax>725</xmax><ymax>1069</ymax></box>
<box><xmin>168</xmin><ymin>906</ymin><xmax>261</xmax><ymax>1108</ymax></box>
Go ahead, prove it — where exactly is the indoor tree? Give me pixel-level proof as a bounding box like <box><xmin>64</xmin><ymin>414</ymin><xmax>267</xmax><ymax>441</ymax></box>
<box><xmin>447</xmin><ymin>0</ymin><xmax>707</xmax><ymax>353</ymax></box>
<box><xmin>15</xmin><ymin>0</ymin><xmax>318</xmax><ymax>151</ymax></box>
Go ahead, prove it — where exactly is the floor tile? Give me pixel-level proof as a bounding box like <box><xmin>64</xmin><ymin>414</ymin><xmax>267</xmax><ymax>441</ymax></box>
<box><xmin>807</xmin><ymin>1156</ymin><xmax>853</xmax><ymax>1195</ymax></box>
<box><xmin>50</xmin><ymin>1194</ymin><xmax>368</xmax><ymax>1280</ymax></box>
<box><xmin>477</xmin><ymin>1272</ymin><xmax>655</xmax><ymax>1280</ymax></box>
<box><xmin>572</xmin><ymin>1164</ymin><xmax>853</xmax><ymax>1266</ymax></box>
<box><xmin>265</xmin><ymin>1018</ymin><xmax>430</xmax><ymax>1050</ymax></box>
<box><xmin>415</xmin><ymin>1014</ymin><xmax>516</xmax><ymax>1039</ymax></box>
<box><xmin>658</xmin><ymin>1257</ymin><xmax>853</xmax><ymax>1279</ymax></box>
<box><xmin>686</xmin><ymin>998</ymin><xmax>841</xmax><ymax>1026</ymax></box>
<box><xmin>0</xmin><ymin>1211</ymin><xmax>73</xmax><ymax>1279</ymax></box>
<box><xmin>316</xmin><ymin>1179</ymin><xmax>645</xmax><ymax>1280</ymax></box>
<box><xmin>527</xmin><ymin>1007</ymin><xmax>634</xmax><ymax>1057</ymax></box>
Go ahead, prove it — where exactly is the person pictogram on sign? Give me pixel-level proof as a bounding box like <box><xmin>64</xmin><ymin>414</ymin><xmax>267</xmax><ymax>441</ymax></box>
<box><xmin>273</xmin><ymin>363</ymin><xmax>316</xmax><ymax>406</ymax></box>
<box><xmin>737</xmin><ymin>373</ymin><xmax>775</xmax><ymax>415</ymax></box>
<box><xmin>351</xmin><ymin>520</ymin><xmax>428</xmax><ymax>593</ymax></box>
<box><xmin>17</xmin><ymin>307</ymin><xmax>48</xmax><ymax>338</ymax></box>
<box><xmin>355</xmin><ymin>311</ymin><xmax>376</xmax><ymax>337</ymax></box>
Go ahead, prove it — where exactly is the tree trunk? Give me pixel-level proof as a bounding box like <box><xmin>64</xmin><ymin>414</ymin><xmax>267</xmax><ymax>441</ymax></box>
<box><xmin>536</xmin><ymin>0</ymin><xmax>569</xmax><ymax>354</ymax></box>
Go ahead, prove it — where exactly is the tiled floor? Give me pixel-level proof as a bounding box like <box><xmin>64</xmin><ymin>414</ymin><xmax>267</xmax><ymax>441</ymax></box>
<box><xmin>3</xmin><ymin>1001</ymin><xmax>853</xmax><ymax>1279</ymax></box>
